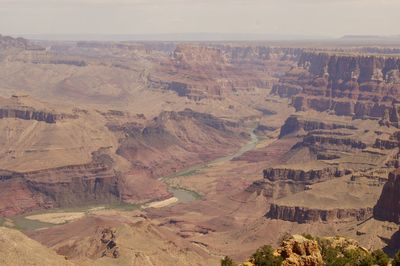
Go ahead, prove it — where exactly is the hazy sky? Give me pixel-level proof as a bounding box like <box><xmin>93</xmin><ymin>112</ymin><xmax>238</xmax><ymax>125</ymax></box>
<box><xmin>0</xmin><ymin>0</ymin><xmax>399</xmax><ymax>37</ymax></box>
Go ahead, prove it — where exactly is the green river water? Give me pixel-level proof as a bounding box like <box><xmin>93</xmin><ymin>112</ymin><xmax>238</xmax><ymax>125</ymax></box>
<box><xmin>165</xmin><ymin>130</ymin><xmax>259</xmax><ymax>202</ymax></box>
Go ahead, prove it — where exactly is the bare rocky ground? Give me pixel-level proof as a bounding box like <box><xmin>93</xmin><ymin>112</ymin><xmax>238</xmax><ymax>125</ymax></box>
<box><xmin>0</xmin><ymin>35</ymin><xmax>399</xmax><ymax>265</ymax></box>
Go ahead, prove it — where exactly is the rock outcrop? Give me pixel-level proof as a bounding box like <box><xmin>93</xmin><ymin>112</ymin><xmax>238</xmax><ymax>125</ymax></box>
<box><xmin>277</xmin><ymin>235</ymin><xmax>323</xmax><ymax>266</ymax></box>
<box><xmin>267</xmin><ymin>204</ymin><xmax>373</xmax><ymax>224</ymax></box>
<box><xmin>373</xmin><ymin>170</ymin><xmax>400</xmax><ymax>223</ymax></box>
<box><xmin>242</xmin><ymin>234</ymin><xmax>372</xmax><ymax>266</ymax></box>
<box><xmin>100</xmin><ymin>228</ymin><xmax>120</xmax><ymax>258</ymax></box>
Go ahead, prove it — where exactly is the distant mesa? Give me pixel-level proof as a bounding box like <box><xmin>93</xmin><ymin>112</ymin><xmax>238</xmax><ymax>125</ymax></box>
<box><xmin>0</xmin><ymin>34</ymin><xmax>44</xmax><ymax>50</ymax></box>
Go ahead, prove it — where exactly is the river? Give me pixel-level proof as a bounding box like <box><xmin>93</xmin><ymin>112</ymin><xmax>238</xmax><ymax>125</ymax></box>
<box><xmin>12</xmin><ymin>130</ymin><xmax>259</xmax><ymax>230</ymax></box>
<box><xmin>163</xmin><ymin>130</ymin><xmax>259</xmax><ymax>203</ymax></box>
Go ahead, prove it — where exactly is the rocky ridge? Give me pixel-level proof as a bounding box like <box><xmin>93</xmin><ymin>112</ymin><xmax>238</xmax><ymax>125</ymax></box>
<box><xmin>0</xmin><ymin>34</ymin><xmax>43</xmax><ymax>51</ymax></box>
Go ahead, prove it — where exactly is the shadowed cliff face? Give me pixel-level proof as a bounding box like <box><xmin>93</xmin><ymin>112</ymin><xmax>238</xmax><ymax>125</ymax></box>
<box><xmin>0</xmin><ymin>107</ymin><xmax>77</xmax><ymax>123</ymax></box>
<box><xmin>374</xmin><ymin>170</ymin><xmax>400</xmax><ymax>224</ymax></box>
<box><xmin>0</xmin><ymin>95</ymin><xmax>78</xmax><ymax>123</ymax></box>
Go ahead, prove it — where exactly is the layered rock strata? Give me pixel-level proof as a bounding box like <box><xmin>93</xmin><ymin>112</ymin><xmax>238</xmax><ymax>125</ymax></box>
<box><xmin>0</xmin><ymin>154</ymin><xmax>121</xmax><ymax>217</ymax></box>
<box><xmin>247</xmin><ymin>167</ymin><xmax>350</xmax><ymax>199</ymax></box>
<box><xmin>148</xmin><ymin>44</ymin><xmax>300</xmax><ymax>99</ymax></box>
<box><xmin>263</xmin><ymin>167</ymin><xmax>349</xmax><ymax>182</ymax></box>
<box><xmin>299</xmin><ymin>135</ymin><xmax>367</xmax><ymax>149</ymax></box>
<box><xmin>267</xmin><ymin>204</ymin><xmax>373</xmax><ymax>224</ymax></box>
<box><xmin>273</xmin><ymin>51</ymin><xmax>400</xmax><ymax>124</ymax></box>
<box><xmin>0</xmin><ymin>107</ymin><xmax>76</xmax><ymax>123</ymax></box>
<box><xmin>279</xmin><ymin>115</ymin><xmax>357</xmax><ymax>138</ymax></box>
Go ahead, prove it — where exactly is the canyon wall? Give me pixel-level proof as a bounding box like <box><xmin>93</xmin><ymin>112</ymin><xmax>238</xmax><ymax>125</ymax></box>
<box><xmin>263</xmin><ymin>167</ymin><xmax>348</xmax><ymax>183</ymax></box>
<box><xmin>273</xmin><ymin>51</ymin><xmax>400</xmax><ymax>123</ymax></box>
<box><xmin>0</xmin><ymin>154</ymin><xmax>121</xmax><ymax>217</ymax></box>
<box><xmin>373</xmin><ymin>170</ymin><xmax>400</xmax><ymax>224</ymax></box>
<box><xmin>148</xmin><ymin>44</ymin><xmax>300</xmax><ymax>100</ymax></box>
<box><xmin>298</xmin><ymin>52</ymin><xmax>400</xmax><ymax>84</ymax></box>
<box><xmin>279</xmin><ymin>115</ymin><xmax>357</xmax><ymax>138</ymax></box>
<box><xmin>110</xmin><ymin>108</ymin><xmax>245</xmax><ymax>179</ymax></box>
<box><xmin>0</xmin><ymin>107</ymin><xmax>77</xmax><ymax>123</ymax></box>
<box><xmin>267</xmin><ymin>204</ymin><xmax>373</xmax><ymax>223</ymax></box>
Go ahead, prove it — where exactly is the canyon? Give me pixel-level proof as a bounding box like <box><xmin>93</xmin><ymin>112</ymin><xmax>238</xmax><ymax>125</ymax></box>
<box><xmin>0</xmin><ymin>34</ymin><xmax>399</xmax><ymax>265</ymax></box>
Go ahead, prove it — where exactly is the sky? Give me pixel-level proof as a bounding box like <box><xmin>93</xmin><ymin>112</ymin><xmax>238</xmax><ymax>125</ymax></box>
<box><xmin>0</xmin><ymin>0</ymin><xmax>399</xmax><ymax>39</ymax></box>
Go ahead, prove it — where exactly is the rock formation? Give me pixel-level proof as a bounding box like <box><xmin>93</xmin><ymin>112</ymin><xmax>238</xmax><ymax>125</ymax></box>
<box><xmin>249</xmin><ymin>167</ymin><xmax>351</xmax><ymax>199</ymax></box>
<box><xmin>373</xmin><ymin>169</ymin><xmax>400</xmax><ymax>224</ymax></box>
<box><xmin>267</xmin><ymin>204</ymin><xmax>373</xmax><ymax>223</ymax></box>
<box><xmin>277</xmin><ymin>235</ymin><xmax>323</xmax><ymax>266</ymax></box>
<box><xmin>0</xmin><ymin>95</ymin><xmax>78</xmax><ymax>123</ymax></box>
<box><xmin>110</xmin><ymin>108</ymin><xmax>245</xmax><ymax>179</ymax></box>
<box><xmin>148</xmin><ymin>44</ymin><xmax>300</xmax><ymax>100</ymax></box>
<box><xmin>264</xmin><ymin>167</ymin><xmax>348</xmax><ymax>182</ymax></box>
<box><xmin>100</xmin><ymin>228</ymin><xmax>120</xmax><ymax>258</ymax></box>
<box><xmin>300</xmin><ymin>134</ymin><xmax>367</xmax><ymax>149</ymax></box>
<box><xmin>0</xmin><ymin>107</ymin><xmax>75</xmax><ymax>123</ymax></box>
<box><xmin>273</xmin><ymin>51</ymin><xmax>400</xmax><ymax>124</ymax></box>
<box><xmin>279</xmin><ymin>115</ymin><xmax>357</xmax><ymax>138</ymax></box>
<box><xmin>0</xmin><ymin>152</ymin><xmax>121</xmax><ymax>217</ymax></box>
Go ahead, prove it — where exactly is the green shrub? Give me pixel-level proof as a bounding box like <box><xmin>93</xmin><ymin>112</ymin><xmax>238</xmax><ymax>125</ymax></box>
<box><xmin>321</xmin><ymin>246</ymin><xmax>388</xmax><ymax>266</ymax></box>
<box><xmin>251</xmin><ymin>245</ymin><xmax>283</xmax><ymax>266</ymax></box>
<box><xmin>371</xmin><ymin>249</ymin><xmax>389</xmax><ymax>266</ymax></box>
<box><xmin>221</xmin><ymin>256</ymin><xmax>236</xmax><ymax>266</ymax></box>
<box><xmin>393</xmin><ymin>250</ymin><xmax>400</xmax><ymax>266</ymax></box>
<box><xmin>321</xmin><ymin>246</ymin><xmax>342</xmax><ymax>266</ymax></box>
<box><xmin>302</xmin><ymin>233</ymin><xmax>314</xmax><ymax>240</ymax></box>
